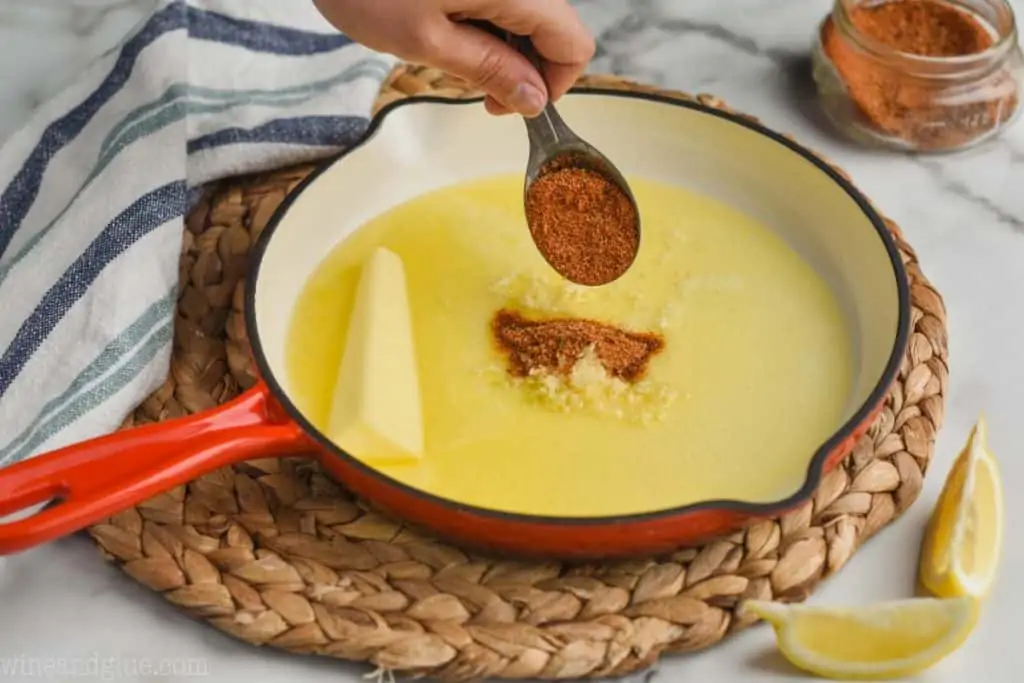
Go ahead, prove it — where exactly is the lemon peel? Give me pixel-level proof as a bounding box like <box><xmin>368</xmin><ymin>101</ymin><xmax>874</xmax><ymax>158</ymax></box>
<box><xmin>742</xmin><ymin>596</ymin><xmax>980</xmax><ymax>680</ymax></box>
<box><xmin>919</xmin><ymin>416</ymin><xmax>1004</xmax><ymax>600</ymax></box>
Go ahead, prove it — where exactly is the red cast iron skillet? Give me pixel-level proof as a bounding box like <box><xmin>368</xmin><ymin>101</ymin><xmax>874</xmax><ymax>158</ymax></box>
<box><xmin>0</xmin><ymin>89</ymin><xmax>911</xmax><ymax>560</ymax></box>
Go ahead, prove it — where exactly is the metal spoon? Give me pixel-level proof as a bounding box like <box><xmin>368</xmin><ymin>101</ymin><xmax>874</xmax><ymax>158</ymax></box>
<box><xmin>495</xmin><ymin>29</ymin><xmax>642</xmax><ymax>286</ymax></box>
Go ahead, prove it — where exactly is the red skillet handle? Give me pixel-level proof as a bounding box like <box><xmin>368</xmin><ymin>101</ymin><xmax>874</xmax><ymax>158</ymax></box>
<box><xmin>0</xmin><ymin>382</ymin><xmax>310</xmax><ymax>555</ymax></box>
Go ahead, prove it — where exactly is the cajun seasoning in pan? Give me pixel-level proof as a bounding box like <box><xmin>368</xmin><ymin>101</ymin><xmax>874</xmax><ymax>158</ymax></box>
<box><xmin>491</xmin><ymin>309</ymin><xmax>664</xmax><ymax>383</ymax></box>
<box><xmin>488</xmin><ymin>306</ymin><xmax>673</xmax><ymax>425</ymax></box>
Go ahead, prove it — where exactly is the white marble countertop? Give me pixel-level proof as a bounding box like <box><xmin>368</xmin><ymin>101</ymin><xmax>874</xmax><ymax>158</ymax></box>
<box><xmin>2</xmin><ymin>0</ymin><xmax>1024</xmax><ymax>681</ymax></box>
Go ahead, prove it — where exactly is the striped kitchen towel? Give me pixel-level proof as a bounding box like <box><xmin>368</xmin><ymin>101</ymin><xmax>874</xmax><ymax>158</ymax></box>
<box><xmin>0</xmin><ymin>0</ymin><xmax>397</xmax><ymax>466</ymax></box>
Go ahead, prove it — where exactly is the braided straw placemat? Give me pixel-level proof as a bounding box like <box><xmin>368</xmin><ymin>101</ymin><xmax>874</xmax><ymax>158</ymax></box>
<box><xmin>87</xmin><ymin>67</ymin><xmax>947</xmax><ymax>681</ymax></box>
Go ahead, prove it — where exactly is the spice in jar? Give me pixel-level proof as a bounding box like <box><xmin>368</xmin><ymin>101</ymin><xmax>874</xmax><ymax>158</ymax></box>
<box><xmin>819</xmin><ymin>0</ymin><xmax>1020</xmax><ymax>151</ymax></box>
<box><xmin>525</xmin><ymin>162</ymin><xmax>638</xmax><ymax>287</ymax></box>
<box><xmin>491</xmin><ymin>309</ymin><xmax>663</xmax><ymax>382</ymax></box>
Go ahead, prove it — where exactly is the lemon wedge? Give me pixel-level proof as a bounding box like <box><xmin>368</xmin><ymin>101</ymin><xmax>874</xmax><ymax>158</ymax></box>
<box><xmin>919</xmin><ymin>417</ymin><xmax>1004</xmax><ymax>600</ymax></box>
<box><xmin>742</xmin><ymin>597</ymin><xmax>980</xmax><ymax>680</ymax></box>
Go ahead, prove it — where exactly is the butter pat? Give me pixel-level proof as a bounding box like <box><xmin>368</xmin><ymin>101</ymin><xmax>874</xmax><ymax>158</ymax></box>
<box><xmin>327</xmin><ymin>247</ymin><xmax>424</xmax><ymax>463</ymax></box>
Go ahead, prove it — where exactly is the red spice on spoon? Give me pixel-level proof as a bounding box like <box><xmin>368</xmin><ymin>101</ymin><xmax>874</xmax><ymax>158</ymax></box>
<box><xmin>525</xmin><ymin>163</ymin><xmax>639</xmax><ymax>287</ymax></box>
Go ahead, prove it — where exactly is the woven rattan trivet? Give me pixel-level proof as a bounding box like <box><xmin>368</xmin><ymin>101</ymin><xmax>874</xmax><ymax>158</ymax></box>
<box><xmin>87</xmin><ymin>67</ymin><xmax>948</xmax><ymax>681</ymax></box>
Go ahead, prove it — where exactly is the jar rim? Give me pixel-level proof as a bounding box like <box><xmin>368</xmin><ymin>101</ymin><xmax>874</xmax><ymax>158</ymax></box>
<box><xmin>833</xmin><ymin>0</ymin><xmax>1019</xmax><ymax>72</ymax></box>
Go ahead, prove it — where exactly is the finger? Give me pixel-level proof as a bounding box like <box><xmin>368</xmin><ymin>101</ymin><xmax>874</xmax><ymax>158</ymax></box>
<box><xmin>426</xmin><ymin>20</ymin><xmax>550</xmax><ymax>117</ymax></box>
<box><xmin>485</xmin><ymin>96</ymin><xmax>513</xmax><ymax>115</ymax></box>
<box><xmin>542</xmin><ymin>62</ymin><xmax>586</xmax><ymax>105</ymax></box>
<box><xmin>450</xmin><ymin>0</ymin><xmax>595</xmax><ymax>101</ymax></box>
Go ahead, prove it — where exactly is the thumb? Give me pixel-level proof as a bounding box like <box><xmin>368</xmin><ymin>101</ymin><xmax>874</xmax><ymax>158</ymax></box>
<box><xmin>427</xmin><ymin>21</ymin><xmax>549</xmax><ymax>118</ymax></box>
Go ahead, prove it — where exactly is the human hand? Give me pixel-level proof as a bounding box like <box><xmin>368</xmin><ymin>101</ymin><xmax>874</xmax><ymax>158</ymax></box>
<box><xmin>312</xmin><ymin>0</ymin><xmax>595</xmax><ymax>118</ymax></box>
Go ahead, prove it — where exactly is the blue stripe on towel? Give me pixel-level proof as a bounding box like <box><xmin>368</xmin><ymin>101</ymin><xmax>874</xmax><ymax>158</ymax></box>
<box><xmin>0</xmin><ymin>98</ymin><xmax>188</xmax><ymax>289</ymax></box>
<box><xmin>186</xmin><ymin>6</ymin><xmax>353</xmax><ymax>55</ymax></box>
<box><xmin>0</xmin><ymin>61</ymin><xmax>384</xmax><ymax>287</ymax></box>
<box><xmin>100</xmin><ymin>59</ymin><xmax>386</xmax><ymax>162</ymax></box>
<box><xmin>2</xmin><ymin>320</ymin><xmax>174</xmax><ymax>466</ymax></box>
<box><xmin>187</xmin><ymin>114</ymin><xmax>367</xmax><ymax>153</ymax></box>
<box><xmin>0</xmin><ymin>181</ymin><xmax>186</xmax><ymax>397</ymax></box>
<box><xmin>0</xmin><ymin>288</ymin><xmax>176</xmax><ymax>463</ymax></box>
<box><xmin>0</xmin><ymin>3</ymin><xmax>186</xmax><ymax>260</ymax></box>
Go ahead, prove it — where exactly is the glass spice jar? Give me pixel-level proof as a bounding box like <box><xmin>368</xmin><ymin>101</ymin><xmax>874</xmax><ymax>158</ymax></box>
<box><xmin>811</xmin><ymin>0</ymin><xmax>1024</xmax><ymax>153</ymax></box>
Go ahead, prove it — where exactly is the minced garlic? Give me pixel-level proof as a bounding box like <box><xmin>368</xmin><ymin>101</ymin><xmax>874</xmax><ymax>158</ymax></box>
<box><xmin>490</xmin><ymin>271</ymin><xmax>593</xmax><ymax>313</ymax></box>
<box><xmin>489</xmin><ymin>345</ymin><xmax>678</xmax><ymax>426</ymax></box>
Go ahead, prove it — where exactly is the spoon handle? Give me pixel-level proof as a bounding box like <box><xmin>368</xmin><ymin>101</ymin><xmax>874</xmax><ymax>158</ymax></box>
<box><xmin>461</xmin><ymin>20</ymin><xmax>580</xmax><ymax>171</ymax></box>
<box><xmin>499</xmin><ymin>32</ymin><xmax>577</xmax><ymax>168</ymax></box>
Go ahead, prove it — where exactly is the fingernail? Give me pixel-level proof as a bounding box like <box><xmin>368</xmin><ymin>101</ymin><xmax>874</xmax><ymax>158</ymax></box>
<box><xmin>511</xmin><ymin>83</ymin><xmax>547</xmax><ymax>117</ymax></box>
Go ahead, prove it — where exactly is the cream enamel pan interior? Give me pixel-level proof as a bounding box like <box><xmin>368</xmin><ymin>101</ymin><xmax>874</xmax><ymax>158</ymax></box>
<box><xmin>249</xmin><ymin>90</ymin><xmax>910</xmax><ymax>536</ymax></box>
